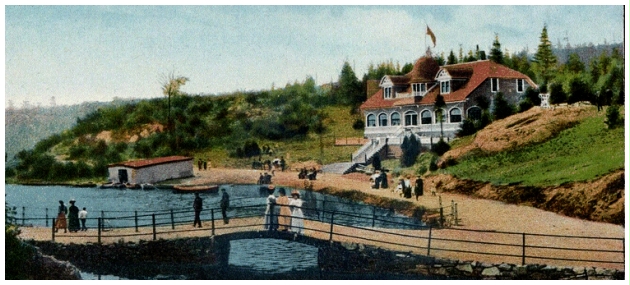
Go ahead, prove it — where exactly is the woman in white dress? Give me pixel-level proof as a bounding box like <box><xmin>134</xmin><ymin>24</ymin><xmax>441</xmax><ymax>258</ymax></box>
<box><xmin>289</xmin><ymin>190</ymin><xmax>304</xmax><ymax>234</ymax></box>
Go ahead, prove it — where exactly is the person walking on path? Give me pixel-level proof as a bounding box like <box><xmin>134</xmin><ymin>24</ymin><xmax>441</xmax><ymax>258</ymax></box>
<box><xmin>276</xmin><ymin>188</ymin><xmax>291</xmax><ymax>231</ymax></box>
<box><xmin>289</xmin><ymin>190</ymin><xmax>304</xmax><ymax>235</ymax></box>
<box><xmin>68</xmin><ymin>200</ymin><xmax>80</xmax><ymax>233</ymax></box>
<box><xmin>193</xmin><ymin>193</ymin><xmax>203</xmax><ymax>228</ymax></box>
<box><xmin>414</xmin><ymin>178</ymin><xmax>424</xmax><ymax>201</ymax></box>
<box><xmin>220</xmin><ymin>188</ymin><xmax>230</xmax><ymax>224</ymax></box>
<box><xmin>78</xmin><ymin>207</ymin><xmax>88</xmax><ymax>231</ymax></box>
<box><xmin>264</xmin><ymin>185</ymin><xmax>277</xmax><ymax>231</ymax></box>
<box><xmin>55</xmin><ymin>200</ymin><xmax>68</xmax><ymax>233</ymax></box>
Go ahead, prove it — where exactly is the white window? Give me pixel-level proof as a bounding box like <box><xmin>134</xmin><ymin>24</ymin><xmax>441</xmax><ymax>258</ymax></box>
<box><xmin>491</xmin><ymin>78</ymin><xmax>499</xmax><ymax>93</ymax></box>
<box><xmin>516</xmin><ymin>79</ymin><xmax>524</xmax><ymax>93</ymax></box>
<box><xmin>450</xmin><ymin>108</ymin><xmax>462</xmax><ymax>123</ymax></box>
<box><xmin>384</xmin><ymin>87</ymin><xmax>392</xmax><ymax>99</ymax></box>
<box><xmin>378</xmin><ymin>113</ymin><xmax>388</xmax><ymax>126</ymax></box>
<box><xmin>404</xmin><ymin>111</ymin><xmax>418</xmax><ymax>126</ymax></box>
<box><xmin>391</xmin><ymin>112</ymin><xmax>401</xmax><ymax>126</ymax></box>
<box><xmin>412</xmin><ymin>83</ymin><xmax>426</xmax><ymax>96</ymax></box>
<box><xmin>367</xmin><ymin>114</ymin><xmax>376</xmax><ymax>127</ymax></box>
<box><xmin>440</xmin><ymin>81</ymin><xmax>450</xmax><ymax>94</ymax></box>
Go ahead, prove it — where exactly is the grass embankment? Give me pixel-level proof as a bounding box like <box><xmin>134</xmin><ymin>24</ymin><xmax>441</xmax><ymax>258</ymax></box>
<box><xmin>197</xmin><ymin>105</ymin><xmax>364</xmax><ymax>169</ymax></box>
<box><xmin>444</xmin><ymin>106</ymin><xmax>624</xmax><ymax>186</ymax></box>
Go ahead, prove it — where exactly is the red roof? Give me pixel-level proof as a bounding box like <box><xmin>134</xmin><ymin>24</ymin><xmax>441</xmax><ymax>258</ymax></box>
<box><xmin>360</xmin><ymin>60</ymin><xmax>536</xmax><ymax>110</ymax></box>
<box><xmin>109</xmin><ymin>156</ymin><xmax>193</xmax><ymax>169</ymax></box>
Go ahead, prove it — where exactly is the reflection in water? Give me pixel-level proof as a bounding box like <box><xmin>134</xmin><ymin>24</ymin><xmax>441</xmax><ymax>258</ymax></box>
<box><xmin>228</xmin><ymin>238</ymin><xmax>319</xmax><ymax>273</ymax></box>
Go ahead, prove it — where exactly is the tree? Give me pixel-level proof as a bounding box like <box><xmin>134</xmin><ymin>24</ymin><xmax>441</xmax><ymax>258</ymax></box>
<box><xmin>434</xmin><ymin>94</ymin><xmax>446</xmax><ymax>138</ymax></box>
<box><xmin>337</xmin><ymin>61</ymin><xmax>363</xmax><ymax>109</ymax></box>
<box><xmin>567</xmin><ymin>76</ymin><xmax>592</xmax><ymax>104</ymax></box>
<box><xmin>492</xmin><ymin>92</ymin><xmax>513</xmax><ymax>120</ymax></box>
<box><xmin>533</xmin><ymin>25</ymin><xmax>557</xmax><ymax>84</ymax></box>
<box><xmin>549</xmin><ymin>82</ymin><xmax>567</xmax><ymax>104</ymax></box>
<box><xmin>604</xmin><ymin>104</ymin><xmax>622</xmax><ymax>129</ymax></box>
<box><xmin>161</xmin><ymin>72</ymin><xmax>189</xmax><ymax>132</ymax></box>
<box><xmin>447</xmin><ymin>50</ymin><xmax>457</xmax><ymax>65</ymax></box>
<box><xmin>489</xmin><ymin>33</ymin><xmax>504</xmax><ymax>64</ymax></box>
<box><xmin>565</xmin><ymin>53</ymin><xmax>585</xmax><ymax>74</ymax></box>
<box><xmin>400</xmin><ymin>135</ymin><xmax>421</xmax><ymax>167</ymax></box>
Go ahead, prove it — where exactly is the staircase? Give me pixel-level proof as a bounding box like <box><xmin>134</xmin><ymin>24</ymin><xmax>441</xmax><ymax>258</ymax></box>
<box><xmin>321</xmin><ymin>139</ymin><xmax>386</xmax><ymax>175</ymax></box>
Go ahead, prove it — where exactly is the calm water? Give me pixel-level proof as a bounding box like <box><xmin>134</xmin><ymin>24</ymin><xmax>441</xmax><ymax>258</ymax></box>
<box><xmin>6</xmin><ymin>184</ymin><xmax>425</xmax><ymax>279</ymax></box>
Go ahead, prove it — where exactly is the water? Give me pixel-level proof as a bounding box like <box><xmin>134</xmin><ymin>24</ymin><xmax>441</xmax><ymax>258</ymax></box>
<box><xmin>5</xmin><ymin>184</ymin><xmax>423</xmax><ymax>230</ymax></box>
<box><xmin>6</xmin><ymin>183</ymin><xmax>425</xmax><ymax>279</ymax></box>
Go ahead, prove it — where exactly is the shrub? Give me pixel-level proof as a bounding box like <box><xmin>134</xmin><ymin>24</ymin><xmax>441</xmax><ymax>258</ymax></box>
<box><xmin>518</xmin><ymin>99</ymin><xmax>534</xmax><ymax>113</ymax></box>
<box><xmin>605</xmin><ymin>104</ymin><xmax>623</xmax><ymax>129</ymax></box>
<box><xmin>457</xmin><ymin>118</ymin><xmax>477</xmax><ymax>137</ymax></box>
<box><xmin>400</xmin><ymin>135</ymin><xmax>421</xmax><ymax>167</ymax></box>
<box><xmin>431</xmin><ymin>138</ymin><xmax>451</xmax><ymax>156</ymax></box>
<box><xmin>352</xmin><ymin>119</ymin><xmax>365</xmax><ymax>130</ymax></box>
<box><xmin>492</xmin><ymin>92</ymin><xmax>514</xmax><ymax>120</ymax></box>
<box><xmin>549</xmin><ymin>82</ymin><xmax>567</xmax><ymax>104</ymax></box>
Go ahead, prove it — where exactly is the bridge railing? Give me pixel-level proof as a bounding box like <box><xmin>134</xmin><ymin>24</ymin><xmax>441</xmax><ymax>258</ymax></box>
<box><xmin>19</xmin><ymin>202</ymin><xmax>625</xmax><ymax>271</ymax></box>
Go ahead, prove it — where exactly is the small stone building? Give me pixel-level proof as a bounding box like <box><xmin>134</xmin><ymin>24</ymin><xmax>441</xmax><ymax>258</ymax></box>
<box><xmin>107</xmin><ymin>156</ymin><xmax>194</xmax><ymax>184</ymax></box>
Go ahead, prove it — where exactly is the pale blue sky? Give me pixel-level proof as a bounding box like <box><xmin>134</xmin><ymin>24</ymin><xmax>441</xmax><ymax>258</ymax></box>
<box><xmin>4</xmin><ymin>4</ymin><xmax>627</xmax><ymax>107</ymax></box>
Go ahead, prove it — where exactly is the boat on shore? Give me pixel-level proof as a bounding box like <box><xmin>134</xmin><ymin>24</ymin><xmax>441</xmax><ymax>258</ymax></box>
<box><xmin>172</xmin><ymin>184</ymin><xmax>219</xmax><ymax>194</ymax></box>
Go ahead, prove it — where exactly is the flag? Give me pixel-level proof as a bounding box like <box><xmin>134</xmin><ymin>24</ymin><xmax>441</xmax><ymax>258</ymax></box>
<box><xmin>426</xmin><ymin>25</ymin><xmax>436</xmax><ymax>47</ymax></box>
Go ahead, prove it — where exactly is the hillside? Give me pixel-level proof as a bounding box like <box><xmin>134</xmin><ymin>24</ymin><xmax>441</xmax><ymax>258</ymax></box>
<box><xmin>432</xmin><ymin>104</ymin><xmax>625</xmax><ymax>225</ymax></box>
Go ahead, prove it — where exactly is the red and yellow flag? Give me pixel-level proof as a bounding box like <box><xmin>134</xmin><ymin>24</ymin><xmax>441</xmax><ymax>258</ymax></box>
<box><xmin>426</xmin><ymin>25</ymin><xmax>436</xmax><ymax>47</ymax></box>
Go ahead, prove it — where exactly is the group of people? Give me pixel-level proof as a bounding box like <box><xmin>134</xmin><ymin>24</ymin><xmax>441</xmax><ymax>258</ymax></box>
<box><xmin>297</xmin><ymin>167</ymin><xmax>317</xmax><ymax>180</ymax></box>
<box><xmin>197</xmin><ymin>158</ymin><xmax>210</xmax><ymax>171</ymax></box>
<box><xmin>257</xmin><ymin>172</ymin><xmax>273</xmax><ymax>184</ymax></box>
<box><xmin>252</xmin><ymin>156</ymin><xmax>286</xmax><ymax>172</ymax></box>
<box><xmin>395</xmin><ymin>177</ymin><xmax>425</xmax><ymax>200</ymax></box>
<box><xmin>263</xmin><ymin>186</ymin><xmax>304</xmax><ymax>234</ymax></box>
<box><xmin>192</xmin><ymin>188</ymin><xmax>230</xmax><ymax>228</ymax></box>
<box><xmin>369</xmin><ymin>171</ymin><xmax>389</xmax><ymax>189</ymax></box>
<box><xmin>55</xmin><ymin>199</ymin><xmax>88</xmax><ymax>233</ymax></box>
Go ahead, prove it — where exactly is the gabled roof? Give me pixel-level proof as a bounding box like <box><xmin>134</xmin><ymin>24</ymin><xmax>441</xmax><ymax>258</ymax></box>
<box><xmin>360</xmin><ymin>60</ymin><xmax>537</xmax><ymax>110</ymax></box>
<box><xmin>108</xmin><ymin>156</ymin><xmax>193</xmax><ymax>169</ymax></box>
<box><xmin>408</xmin><ymin>56</ymin><xmax>440</xmax><ymax>83</ymax></box>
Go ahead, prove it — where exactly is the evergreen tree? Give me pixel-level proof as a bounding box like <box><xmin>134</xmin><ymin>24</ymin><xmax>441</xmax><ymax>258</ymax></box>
<box><xmin>492</xmin><ymin>92</ymin><xmax>513</xmax><ymax>120</ymax></box>
<box><xmin>533</xmin><ymin>25</ymin><xmax>558</xmax><ymax>84</ymax></box>
<box><xmin>565</xmin><ymin>53</ymin><xmax>585</xmax><ymax>74</ymax></box>
<box><xmin>337</xmin><ymin>61</ymin><xmax>363</xmax><ymax>107</ymax></box>
<box><xmin>549</xmin><ymin>82</ymin><xmax>567</xmax><ymax>104</ymax></box>
<box><xmin>400</xmin><ymin>135</ymin><xmax>421</xmax><ymax>167</ymax></box>
<box><xmin>447</xmin><ymin>50</ymin><xmax>457</xmax><ymax>65</ymax></box>
<box><xmin>489</xmin><ymin>33</ymin><xmax>504</xmax><ymax>64</ymax></box>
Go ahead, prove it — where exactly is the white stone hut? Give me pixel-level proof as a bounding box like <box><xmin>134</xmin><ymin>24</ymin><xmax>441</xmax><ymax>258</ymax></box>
<box><xmin>107</xmin><ymin>156</ymin><xmax>194</xmax><ymax>184</ymax></box>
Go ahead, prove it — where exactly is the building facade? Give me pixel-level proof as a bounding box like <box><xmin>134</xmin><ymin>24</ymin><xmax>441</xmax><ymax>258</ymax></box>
<box><xmin>107</xmin><ymin>156</ymin><xmax>194</xmax><ymax>184</ymax></box>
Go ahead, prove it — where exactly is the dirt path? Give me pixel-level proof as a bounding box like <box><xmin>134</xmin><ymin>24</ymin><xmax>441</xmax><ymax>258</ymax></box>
<box><xmin>182</xmin><ymin>167</ymin><xmax>624</xmax><ymax>237</ymax></box>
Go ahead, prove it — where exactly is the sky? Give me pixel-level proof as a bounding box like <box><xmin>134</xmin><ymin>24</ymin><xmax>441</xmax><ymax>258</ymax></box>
<box><xmin>3</xmin><ymin>4</ymin><xmax>628</xmax><ymax>107</ymax></box>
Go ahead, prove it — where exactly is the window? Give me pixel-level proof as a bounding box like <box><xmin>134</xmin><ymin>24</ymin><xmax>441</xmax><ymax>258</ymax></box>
<box><xmin>367</xmin><ymin>114</ymin><xmax>376</xmax><ymax>127</ymax></box>
<box><xmin>421</xmin><ymin>110</ymin><xmax>432</xmax><ymax>124</ymax></box>
<box><xmin>516</xmin><ymin>79</ymin><xmax>524</xmax><ymax>93</ymax></box>
<box><xmin>391</xmin><ymin>112</ymin><xmax>401</xmax><ymax>126</ymax></box>
<box><xmin>378</xmin><ymin>113</ymin><xmax>388</xmax><ymax>127</ymax></box>
<box><xmin>384</xmin><ymin>87</ymin><xmax>392</xmax><ymax>99</ymax></box>
<box><xmin>467</xmin><ymin>106</ymin><xmax>482</xmax><ymax>120</ymax></box>
<box><xmin>440</xmin><ymin>81</ymin><xmax>450</xmax><ymax>94</ymax></box>
<box><xmin>412</xmin><ymin>83</ymin><xmax>426</xmax><ymax>96</ymax></box>
<box><xmin>450</xmin><ymin>108</ymin><xmax>462</xmax><ymax>123</ymax></box>
<box><xmin>491</xmin><ymin>78</ymin><xmax>499</xmax><ymax>92</ymax></box>
<box><xmin>404</xmin><ymin>111</ymin><xmax>418</xmax><ymax>126</ymax></box>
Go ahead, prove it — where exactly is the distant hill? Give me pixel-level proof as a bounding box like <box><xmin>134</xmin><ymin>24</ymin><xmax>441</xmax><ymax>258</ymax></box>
<box><xmin>553</xmin><ymin>42</ymin><xmax>623</xmax><ymax>65</ymax></box>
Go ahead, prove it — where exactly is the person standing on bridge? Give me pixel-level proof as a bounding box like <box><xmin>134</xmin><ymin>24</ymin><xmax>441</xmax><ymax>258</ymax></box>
<box><xmin>276</xmin><ymin>188</ymin><xmax>291</xmax><ymax>231</ymax></box>
<box><xmin>193</xmin><ymin>193</ymin><xmax>203</xmax><ymax>228</ymax></box>
<box><xmin>264</xmin><ymin>185</ymin><xmax>277</xmax><ymax>231</ymax></box>
<box><xmin>220</xmin><ymin>188</ymin><xmax>230</xmax><ymax>224</ymax></box>
<box><xmin>289</xmin><ymin>190</ymin><xmax>304</xmax><ymax>235</ymax></box>
<box><xmin>68</xmin><ymin>199</ymin><xmax>80</xmax><ymax>233</ymax></box>
<box><xmin>54</xmin><ymin>200</ymin><xmax>68</xmax><ymax>233</ymax></box>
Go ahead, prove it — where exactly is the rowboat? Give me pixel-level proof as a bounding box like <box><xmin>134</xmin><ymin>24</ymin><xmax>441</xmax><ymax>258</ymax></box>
<box><xmin>172</xmin><ymin>184</ymin><xmax>219</xmax><ymax>194</ymax></box>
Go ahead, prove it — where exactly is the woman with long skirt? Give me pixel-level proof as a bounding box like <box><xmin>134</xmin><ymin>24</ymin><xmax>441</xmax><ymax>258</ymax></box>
<box><xmin>276</xmin><ymin>188</ymin><xmax>291</xmax><ymax>231</ymax></box>
<box><xmin>264</xmin><ymin>185</ymin><xmax>277</xmax><ymax>231</ymax></box>
<box><xmin>289</xmin><ymin>190</ymin><xmax>304</xmax><ymax>234</ymax></box>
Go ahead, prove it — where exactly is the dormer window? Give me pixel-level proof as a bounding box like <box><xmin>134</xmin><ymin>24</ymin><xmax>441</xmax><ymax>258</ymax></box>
<box><xmin>384</xmin><ymin>87</ymin><xmax>392</xmax><ymax>99</ymax></box>
<box><xmin>491</xmin><ymin>78</ymin><xmax>499</xmax><ymax>92</ymax></box>
<box><xmin>440</xmin><ymin>81</ymin><xmax>450</xmax><ymax>94</ymax></box>
<box><xmin>412</xmin><ymin>83</ymin><xmax>426</xmax><ymax>96</ymax></box>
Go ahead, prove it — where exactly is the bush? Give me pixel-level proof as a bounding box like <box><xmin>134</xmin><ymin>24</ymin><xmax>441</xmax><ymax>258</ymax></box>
<box><xmin>605</xmin><ymin>104</ymin><xmax>623</xmax><ymax>129</ymax></box>
<box><xmin>492</xmin><ymin>92</ymin><xmax>514</xmax><ymax>120</ymax></box>
<box><xmin>431</xmin><ymin>138</ymin><xmax>451</xmax><ymax>156</ymax></box>
<box><xmin>567</xmin><ymin>76</ymin><xmax>593</xmax><ymax>104</ymax></box>
<box><xmin>518</xmin><ymin>99</ymin><xmax>534</xmax><ymax>113</ymax></box>
<box><xmin>352</xmin><ymin>119</ymin><xmax>365</xmax><ymax>130</ymax></box>
<box><xmin>457</xmin><ymin>118</ymin><xmax>477</xmax><ymax>137</ymax></box>
<box><xmin>549</xmin><ymin>82</ymin><xmax>567</xmax><ymax>104</ymax></box>
<box><xmin>400</xmin><ymin>135</ymin><xmax>421</xmax><ymax>167</ymax></box>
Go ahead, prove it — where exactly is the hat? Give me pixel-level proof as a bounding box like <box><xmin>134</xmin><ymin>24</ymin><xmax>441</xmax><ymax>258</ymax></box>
<box><xmin>69</xmin><ymin>199</ymin><xmax>76</xmax><ymax>203</ymax></box>
<box><xmin>268</xmin><ymin>185</ymin><xmax>275</xmax><ymax>190</ymax></box>
<box><xmin>291</xmin><ymin>190</ymin><xmax>300</xmax><ymax>197</ymax></box>
<box><xmin>278</xmin><ymin>188</ymin><xmax>286</xmax><ymax>195</ymax></box>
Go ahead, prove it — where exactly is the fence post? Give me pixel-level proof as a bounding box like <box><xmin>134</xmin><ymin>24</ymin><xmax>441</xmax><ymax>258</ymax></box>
<box><xmin>170</xmin><ymin>209</ymin><xmax>175</xmax><ymax>230</ymax></box>
<box><xmin>454</xmin><ymin>203</ymin><xmax>458</xmax><ymax>226</ymax></box>
<box><xmin>46</xmin><ymin>208</ymin><xmax>49</xmax><ymax>227</ymax></box>
<box><xmin>52</xmin><ymin>218</ymin><xmax>56</xmax><ymax>242</ymax></box>
<box><xmin>328</xmin><ymin>211</ymin><xmax>335</xmax><ymax>242</ymax></box>
<box><xmin>211</xmin><ymin>209</ymin><xmax>215</xmax><ymax>236</ymax></box>
<box><xmin>427</xmin><ymin>226</ymin><xmax>432</xmax><ymax>256</ymax></box>
<box><xmin>22</xmin><ymin>207</ymin><xmax>25</xmax><ymax>226</ymax></box>
<box><xmin>97</xmin><ymin>218</ymin><xmax>101</xmax><ymax>245</ymax></box>
<box><xmin>372</xmin><ymin>206</ymin><xmax>376</xmax><ymax>228</ymax></box>
<box><xmin>134</xmin><ymin>211</ymin><xmax>138</xmax><ymax>232</ymax></box>
<box><xmin>439</xmin><ymin>207</ymin><xmax>444</xmax><ymax>228</ymax></box>
<box><xmin>522</xmin><ymin>233</ymin><xmax>526</xmax><ymax>265</ymax></box>
<box><xmin>152</xmin><ymin>214</ymin><xmax>156</xmax><ymax>241</ymax></box>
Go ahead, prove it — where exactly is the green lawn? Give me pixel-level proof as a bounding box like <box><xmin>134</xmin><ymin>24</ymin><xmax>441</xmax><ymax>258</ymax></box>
<box><xmin>444</xmin><ymin>109</ymin><xmax>625</xmax><ymax>186</ymax></box>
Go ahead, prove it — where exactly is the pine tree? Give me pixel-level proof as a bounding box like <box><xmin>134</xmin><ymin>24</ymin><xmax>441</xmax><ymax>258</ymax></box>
<box><xmin>447</xmin><ymin>50</ymin><xmax>457</xmax><ymax>65</ymax></box>
<box><xmin>489</xmin><ymin>33</ymin><xmax>504</xmax><ymax>64</ymax></box>
<box><xmin>338</xmin><ymin>61</ymin><xmax>363</xmax><ymax>107</ymax></box>
<box><xmin>533</xmin><ymin>25</ymin><xmax>558</xmax><ymax>84</ymax></box>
